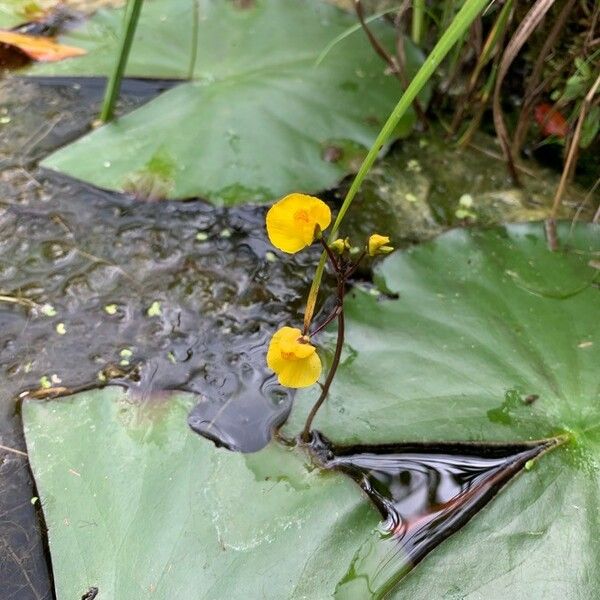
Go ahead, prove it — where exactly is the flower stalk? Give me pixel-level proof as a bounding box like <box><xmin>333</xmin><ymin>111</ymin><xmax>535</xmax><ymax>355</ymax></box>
<box><xmin>265</xmin><ymin>193</ymin><xmax>389</xmax><ymax>438</ymax></box>
<box><xmin>302</xmin><ymin>311</ymin><xmax>344</xmax><ymax>442</ymax></box>
<box><xmin>302</xmin><ymin>240</ymin><xmax>348</xmax><ymax>442</ymax></box>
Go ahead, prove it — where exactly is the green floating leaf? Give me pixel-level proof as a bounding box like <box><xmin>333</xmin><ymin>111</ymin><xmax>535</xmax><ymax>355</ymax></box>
<box><xmin>285</xmin><ymin>222</ymin><xmax>600</xmax><ymax>597</ymax></box>
<box><xmin>23</xmin><ymin>387</ymin><xmax>559</xmax><ymax>599</ymax></box>
<box><xmin>29</xmin><ymin>0</ymin><xmax>427</xmax><ymax>203</ymax></box>
<box><xmin>287</xmin><ymin>223</ymin><xmax>599</xmax><ymax>443</ymax></box>
<box><xmin>23</xmin><ymin>388</ymin><xmax>385</xmax><ymax>599</ymax></box>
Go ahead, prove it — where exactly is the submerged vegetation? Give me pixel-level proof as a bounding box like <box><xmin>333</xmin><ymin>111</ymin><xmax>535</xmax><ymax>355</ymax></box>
<box><xmin>0</xmin><ymin>0</ymin><xmax>598</xmax><ymax>598</ymax></box>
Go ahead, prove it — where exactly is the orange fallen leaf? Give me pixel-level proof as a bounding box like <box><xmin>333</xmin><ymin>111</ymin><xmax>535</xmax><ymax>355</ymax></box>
<box><xmin>0</xmin><ymin>30</ymin><xmax>86</xmax><ymax>62</ymax></box>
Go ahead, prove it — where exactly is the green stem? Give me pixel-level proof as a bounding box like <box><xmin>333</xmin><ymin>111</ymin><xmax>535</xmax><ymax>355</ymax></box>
<box><xmin>99</xmin><ymin>0</ymin><xmax>144</xmax><ymax>123</ymax></box>
<box><xmin>411</xmin><ymin>0</ymin><xmax>425</xmax><ymax>45</ymax></box>
<box><xmin>302</xmin><ymin>0</ymin><xmax>489</xmax><ymax>327</ymax></box>
<box><xmin>303</xmin><ymin>252</ymin><xmax>327</xmax><ymax>333</ymax></box>
<box><xmin>302</xmin><ymin>301</ymin><xmax>345</xmax><ymax>442</ymax></box>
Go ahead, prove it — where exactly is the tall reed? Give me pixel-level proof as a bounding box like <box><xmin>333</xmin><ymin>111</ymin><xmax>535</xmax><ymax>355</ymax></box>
<box><xmin>99</xmin><ymin>0</ymin><xmax>145</xmax><ymax>122</ymax></box>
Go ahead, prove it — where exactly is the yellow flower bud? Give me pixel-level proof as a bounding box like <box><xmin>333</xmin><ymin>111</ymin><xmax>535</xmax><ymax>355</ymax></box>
<box><xmin>329</xmin><ymin>238</ymin><xmax>346</xmax><ymax>254</ymax></box>
<box><xmin>266</xmin><ymin>193</ymin><xmax>331</xmax><ymax>254</ymax></box>
<box><xmin>267</xmin><ymin>327</ymin><xmax>322</xmax><ymax>388</ymax></box>
<box><xmin>367</xmin><ymin>234</ymin><xmax>394</xmax><ymax>256</ymax></box>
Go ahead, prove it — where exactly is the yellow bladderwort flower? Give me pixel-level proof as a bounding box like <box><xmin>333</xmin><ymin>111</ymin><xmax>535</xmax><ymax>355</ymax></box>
<box><xmin>266</xmin><ymin>193</ymin><xmax>331</xmax><ymax>254</ymax></box>
<box><xmin>267</xmin><ymin>326</ymin><xmax>322</xmax><ymax>388</ymax></box>
<box><xmin>368</xmin><ymin>234</ymin><xmax>394</xmax><ymax>256</ymax></box>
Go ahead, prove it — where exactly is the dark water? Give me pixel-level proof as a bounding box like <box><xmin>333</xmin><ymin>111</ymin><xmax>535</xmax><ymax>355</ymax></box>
<box><xmin>0</xmin><ymin>76</ymin><xmax>313</xmax><ymax>599</ymax></box>
<box><xmin>309</xmin><ymin>432</ymin><xmax>553</xmax><ymax>597</ymax></box>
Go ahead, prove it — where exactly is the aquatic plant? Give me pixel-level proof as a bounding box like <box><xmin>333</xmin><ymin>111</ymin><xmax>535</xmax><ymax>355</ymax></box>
<box><xmin>265</xmin><ymin>192</ymin><xmax>394</xmax><ymax>441</ymax></box>
<box><xmin>7</xmin><ymin>1</ymin><xmax>598</xmax><ymax>598</ymax></box>
<box><xmin>262</xmin><ymin>0</ymin><xmax>492</xmax><ymax>439</ymax></box>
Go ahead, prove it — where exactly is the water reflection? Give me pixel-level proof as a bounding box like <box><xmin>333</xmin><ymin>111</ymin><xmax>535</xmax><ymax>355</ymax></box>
<box><xmin>310</xmin><ymin>432</ymin><xmax>554</xmax><ymax>597</ymax></box>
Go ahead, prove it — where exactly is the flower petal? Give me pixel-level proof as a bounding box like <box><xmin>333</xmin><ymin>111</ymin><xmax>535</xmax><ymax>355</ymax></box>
<box><xmin>266</xmin><ymin>193</ymin><xmax>331</xmax><ymax>254</ymax></box>
<box><xmin>291</xmin><ymin>340</ymin><xmax>316</xmax><ymax>359</ymax></box>
<box><xmin>267</xmin><ymin>326</ymin><xmax>321</xmax><ymax>388</ymax></box>
<box><xmin>309</xmin><ymin>199</ymin><xmax>332</xmax><ymax>232</ymax></box>
<box><xmin>276</xmin><ymin>353</ymin><xmax>322</xmax><ymax>388</ymax></box>
<box><xmin>267</xmin><ymin>327</ymin><xmax>297</xmax><ymax>371</ymax></box>
<box><xmin>368</xmin><ymin>233</ymin><xmax>393</xmax><ymax>256</ymax></box>
<box><xmin>266</xmin><ymin>208</ymin><xmax>305</xmax><ymax>253</ymax></box>
<box><xmin>267</xmin><ymin>340</ymin><xmax>288</xmax><ymax>375</ymax></box>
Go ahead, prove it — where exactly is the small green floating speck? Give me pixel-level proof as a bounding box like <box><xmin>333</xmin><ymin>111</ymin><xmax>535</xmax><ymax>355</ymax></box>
<box><xmin>265</xmin><ymin>251</ymin><xmax>277</xmax><ymax>263</ymax></box>
<box><xmin>40</xmin><ymin>304</ymin><xmax>57</xmax><ymax>317</ymax></box>
<box><xmin>119</xmin><ymin>348</ymin><xmax>132</xmax><ymax>367</ymax></box>
<box><xmin>525</xmin><ymin>459</ymin><xmax>535</xmax><ymax>471</ymax></box>
<box><xmin>39</xmin><ymin>376</ymin><xmax>51</xmax><ymax>389</ymax></box>
<box><xmin>455</xmin><ymin>207</ymin><xmax>477</xmax><ymax>220</ymax></box>
<box><xmin>220</xmin><ymin>229</ymin><xmax>232</xmax><ymax>238</ymax></box>
<box><xmin>147</xmin><ymin>301</ymin><xmax>162</xmax><ymax>317</ymax></box>
<box><xmin>104</xmin><ymin>304</ymin><xmax>118</xmax><ymax>315</ymax></box>
<box><xmin>196</xmin><ymin>232</ymin><xmax>209</xmax><ymax>241</ymax></box>
<box><xmin>56</xmin><ymin>323</ymin><xmax>66</xmax><ymax>335</ymax></box>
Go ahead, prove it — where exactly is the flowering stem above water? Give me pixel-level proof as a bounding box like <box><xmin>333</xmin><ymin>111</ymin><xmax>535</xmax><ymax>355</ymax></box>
<box><xmin>302</xmin><ymin>251</ymin><xmax>347</xmax><ymax>442</ymax></box>
<box><xmin>302</xmin><ymin>309</ymin><xmax>345</xmax><ymax>442</ymax></box>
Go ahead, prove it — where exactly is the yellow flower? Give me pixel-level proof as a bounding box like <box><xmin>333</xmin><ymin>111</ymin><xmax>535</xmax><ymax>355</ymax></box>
<box><xmin>266</xmin><ymin>193</ymin><xmax>331</xmax><ymax>254</ymax></box>
<box><xmin>368</xmin><ymin>234</ymin><xmax>394</xmax><ymax>256</ymax></box>
<box><xmin>267</xmin><ymin>326</ymin><xmax>322</xmax><ymax>388</ymax></box>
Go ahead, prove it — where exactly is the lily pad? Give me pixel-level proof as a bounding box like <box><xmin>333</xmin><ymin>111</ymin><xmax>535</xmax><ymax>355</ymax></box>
<box><xmin>285</xmin><ymin>222</ymin><xmax>600</xmax><ymax>597</ymax></box>
<box><xmin>23</xmin><ymin>388</ymin><xmax>386</xmax><ymax>599</ymax></box>
<box><xmin>27</xmin><ymin>0</ymin><xmax>427</xmax><ymax>202</ymax></box>
<box><xmin>23</xmin><ymin>387</ymin><xmax>555</xmax><ymax>599</ymax></box>
<box><xmin>286</xmin><ymin>223</ymin><xmax>599</xmax><ymax>442</ymax></box>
